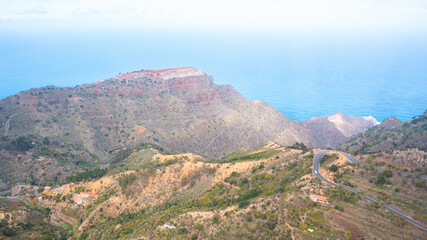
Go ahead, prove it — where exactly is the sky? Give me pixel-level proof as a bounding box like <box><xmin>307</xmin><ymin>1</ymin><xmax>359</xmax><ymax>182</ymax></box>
<box><xmin>1</xmin><ymin>0</ymin><xmax>427</xmax><ymax>34</ymax></box>
<box><xmin>0</xmin><ymin>0</ymin><xmax>426</xmax><ymax>121</ymax></box>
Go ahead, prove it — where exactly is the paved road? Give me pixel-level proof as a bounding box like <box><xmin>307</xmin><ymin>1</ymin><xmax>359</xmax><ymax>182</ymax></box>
<box><xmin>54</xmin><ymin>210</ymin><xmax>77</xmax><ymax>226</ymax></box>
<box><xmin>313</xmin><ymin>150</ymin><xmax>427</xmax><ymax>231</ymax></box>
<box><xmin>0</xmin><ymin>189</ymin><xmax>11</xmax><ymax>195</ymax></box>
<box><xmin>4</xmin><ymin>112</ymin><xmax>24</xmax><ymax>136</ymax></box>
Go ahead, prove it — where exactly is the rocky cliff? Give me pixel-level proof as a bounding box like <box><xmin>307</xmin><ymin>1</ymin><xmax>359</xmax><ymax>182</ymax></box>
<box><xmin>0</xmin><ymin>67</ymin><xmax>294</xmax><ymax>160</ymax></box>
<box><xmin>0</xmin><ymin>67</ymin><xmax>378</xmax><ymax>186</ymax></box>
<box><xmin>296</xmin><ymin>112</ymin><xmax>379</xmax><ymax>148</ymax></box>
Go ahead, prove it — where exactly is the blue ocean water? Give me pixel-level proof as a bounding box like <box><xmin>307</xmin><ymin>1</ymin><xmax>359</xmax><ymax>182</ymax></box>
<box><xmin>0</xmin><ymin>30</ymin><xmax>426</xmax><ymax>122</ymax></box>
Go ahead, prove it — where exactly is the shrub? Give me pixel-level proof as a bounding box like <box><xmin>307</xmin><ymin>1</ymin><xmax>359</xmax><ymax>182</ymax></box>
<box><xmin>239</xmin><ymin>200</ymin><xmax>250</xmax><ymax>208</ymax></box>
<box><xmin>289</xmin><ymin>142</ymin><xmax>308</xmax><ymax>153</ymax></box>
<box><xmin>178</xmin><ymin>228</ymin><xmax>188</xmax><ymax>234</ymax></box>
<box><xmin>329</xmin><ymin>165</ymin><xmax>339</xmax><ymax>172</ymax></box>
<box><xmin>375</xmin><ymin>175</ymin><xmax>386</xmax><ymax>185</ymax></box>
<box><xmin>266</xmin><ymin>220</ymin><xmax>277</xmax><ymax>230</ymax></box>
<box><xmin>195</xmin><ymin>224</ymin><xmax>204</xmax><ymax>231</ymax></box>
<box><xmin>11</xmin><ymin>136</ymin><xmax>32</xmax><ymax>151</ymax></box>
<box><xmin>382</xmin><ymin>170</ymin><xmax>393</xmax><ymax>178</ymax></box>
<box><xmin>65</xmin><ymin>168</ymin><xmax>107</xmax><ymax>183</ymax></box>
<box><xmin>334</xmin><ymin>205</ymin><xmax>344</xmax><ymax>211</ymax></box>
<box><xmin>118</xmin><ymin>173</ymin><xmax>138</xmax><ymax>193</ymax></box>
<box><xmin>111</xmin><ymin>148</ymin><xmax>133</xmax><ymax>164</ymax></box>
<box><xmin>2</xmin><ymin>227</ymin><xmax>17</xmax><ymax>237</ymax></box>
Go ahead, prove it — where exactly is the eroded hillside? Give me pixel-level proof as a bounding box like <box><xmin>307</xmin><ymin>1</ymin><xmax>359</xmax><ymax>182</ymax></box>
<box><xmin>3</xmin><ymin>143</ymin><xmax>426</xmax><ymax>239</ymax></box>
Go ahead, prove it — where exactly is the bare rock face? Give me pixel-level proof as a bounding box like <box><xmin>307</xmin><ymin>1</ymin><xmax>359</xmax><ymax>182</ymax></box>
<box><xmin>327</xmin><ymin>112</ymin><xmax>379</xmax><ymax>137</ymax></box>
<box><xmin>116</xmin><ymin>67</ymin><xmax>206</xmax><ymax>81</ymax></box>
<box><xmin>294</xmin><ymin>112</ymin><xmax>379</xmax><ymax>148</ymax></box>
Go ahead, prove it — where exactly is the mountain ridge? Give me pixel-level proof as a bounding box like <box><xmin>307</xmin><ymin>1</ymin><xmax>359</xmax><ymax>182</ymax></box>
<box><xmin>0</xmin><ymin>67</ymin><xmax>378</xmax><ymax>187</ymax></box>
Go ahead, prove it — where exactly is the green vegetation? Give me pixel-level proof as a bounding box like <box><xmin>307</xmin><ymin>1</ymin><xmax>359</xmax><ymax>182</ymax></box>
<box><xmin>339</xmin><ymin>114</ymin><xmax>426</xmax><ymax>153</ymax></box>
<box><xmin>327</xmin><ymin>185</ymin><xmax>357</xmax><ymax>203</ymax></box>
<box><xmin>319</xmin><ymin>153</ymin><xmax>338</xmax><ymax>165</ymax></box>
<box><xmin>118</xmin><ymin>173</ymin><xmax>138</xmax><ymax>194</ymax></box>
<box><xmin>329</xmin><ymin>164</ymin><xmax>339</xmax><ymax>172</ymax></box>
<box><xmin>111</xmin><ymin>149</ymin><xmax>134</xmax><ymax>164</ymax></box>
<box><xmin>216</xmin><ymin>149</ymin><xmax>279</xmax><ymax>163</ymax></box>
<box><xmin>371</xmin><ymin>169</ymin><xmax>394</xmax><ymax>185</ymax></box>
<box><xmin>95</xmin><ymin>189</ymin><xmax>116</xmax><ymax>204</ymax></box>
<box><xmin>288</xmin><ymin>142</ymin><xmax>309</xmax><ymax>153</ymax></box>
<box><xmin>65</xmin><ymin>168</ymin><xmax>107</xmax><ymax>183</ymax></box>
<box><xmin>111</xmin><ymin>143</ymin><xmax>168</xmax><ymax>165</ymax></box>
<box><xmin>10</xmin><ymin>136</ymin><xmax>32</xmax><ymax>151</ymax></box>
<box><xmin>32</xmin><ymin>146</ymin><xmax>63</xmax><ymax>159</ymax></box>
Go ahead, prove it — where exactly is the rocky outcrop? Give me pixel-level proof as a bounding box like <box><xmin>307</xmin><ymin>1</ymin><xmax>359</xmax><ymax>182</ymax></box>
<box><xmin>294</xmin><ymin>112</ymin><xmax>379</xmax><ymax>148</ymax></box>
<box><xmin>116</xmin><ymin>67</ymin><xmax>205</xmax><ymax>81</ymax></box>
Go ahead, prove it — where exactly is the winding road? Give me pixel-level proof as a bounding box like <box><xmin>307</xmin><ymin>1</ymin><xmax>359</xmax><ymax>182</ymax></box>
<box><xmin>4</xmin><ymin>112</ymin><xmax>24</xmax><ymax>136</ymax></box>
<box><xmin>313</xmin><ymin>150</ymin><xmax>427</xmax><ymax>231</ymax></box>
<box><xmin>0</xmin><ymin>189</ymin><xmax>11</xmax><ymax>194</ymax></box>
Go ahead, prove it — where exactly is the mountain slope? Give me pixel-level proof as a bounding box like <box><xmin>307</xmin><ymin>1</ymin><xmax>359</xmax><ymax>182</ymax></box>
<box><xmin>0</xmin><ymin>67</ymin><xmax>378</xmax><ymax>188</ymax></box>
<box><xmin>338</xmin><ymin>110</ymin><xmax>427</xmax><ymax>153</ymax></box>
<box><xmin>4</xmin><ymin>144</ymin><xmax>426</xmax><ymax>240</ymax></box>
<box><xmin>296</xmin><ymin>112</ymin><xmax>379</xmax><ymax>148</ymax></box>
<box><xmin>0</xmin><ymin>67</ymin><xmax>296</xmax><ymax>160</ymax></box>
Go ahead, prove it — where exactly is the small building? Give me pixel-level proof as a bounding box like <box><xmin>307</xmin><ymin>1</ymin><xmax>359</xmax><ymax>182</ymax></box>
<box><xmin>164</xmin><ymin>223</ymin><xmax>176</xmax><ymax>229</ymax></box>
<box><xmin>0</xmin><ymin>213</ymin><xmax>12</xmax><ymax>222</ymax></box>
<box><xmin>33</xmin><ymin>186</ymin><xmax>39</xmax><ymax>190</ymax></box>
<box><xmin>26</xmin><ymin>185</ymin><xmax>31</xmax><ymax>189</ymax></box>
<box><xmin>421</xmin><ymin>175</ymin><xmax>427</xmax><ymax>180</ymax></box>
<box><xmin>308</xmin><ymin>228</ymin><xmax>314</xmax><ymax>233</ymax></box>
<box><xmin>90</xmin><ymin>194</ymin><xmax>99</xmax><ymax>199</ymax></box>
<box><xmin>156</xmin><ymin>169</ymin><xmax>162</xmax><ymax>174</ymax></box>
<box><xmin>43</xmin><ymin>186</ymin><xmax>52</xmax><ymax>194</ymax></box>
<box><xmin>309</xmin><ymin>194</ymin><xmax>329</xmax><ymax>204</ymax></box>
<box><xmin>80</xmin><ymin>192</ymin><xmax>90</xmax><ymax>198</ymax></box>
<box><xmin>73</xmin><ymin>195</ymin><xmax>84</xmax><ymax>205</ymax></box>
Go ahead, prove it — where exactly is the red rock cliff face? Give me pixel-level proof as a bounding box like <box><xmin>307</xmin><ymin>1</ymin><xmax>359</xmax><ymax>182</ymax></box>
<box><xmin>185</xmin><ymin>89</ymin><xmax>219</xmax><ymax>107</ymax></box>
<box><xmin>116</xmin><ymin>67</ymin><xmax>205</xmax><ymax>80</ymax></box>
<box><xmin>168</xmin><ymin>76</ymin><xmax>213</xmax><ymax>93</ymax></box>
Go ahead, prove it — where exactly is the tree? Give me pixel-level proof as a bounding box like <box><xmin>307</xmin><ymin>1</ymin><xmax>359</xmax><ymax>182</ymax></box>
<box><xmin>375</xmin><ymin>175</ymin><xmax>386</xmax><ymax>185</ymax></box>
<box><xmin>2</xmin><ymin>227</ymin><xmax>17</xmax><ymax>237</ymax></box>
<box><xmin>12</xmin><ymin>136</ymin><xmax>31</xmax><ymax>151</ymax></box>
<box><xmin>329</xmin><ymin>164</ymin><xmax>339</xmax><ymax>172</ymax></box>
<box><xmin>382</xmin><ymin>170</ymin><xmax>393</xmax><ymax>178</ymax></box>
<box><xmin>344</xmin><ymin>231</ymin><xmax>352</xmax><ymax>239</ymax></box>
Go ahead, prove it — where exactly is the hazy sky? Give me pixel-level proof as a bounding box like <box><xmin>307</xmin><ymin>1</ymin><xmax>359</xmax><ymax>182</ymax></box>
<box><xmin>1</xmin><ymin>0</ymin><xmax>427</xmax><ymax>34</ymax></box>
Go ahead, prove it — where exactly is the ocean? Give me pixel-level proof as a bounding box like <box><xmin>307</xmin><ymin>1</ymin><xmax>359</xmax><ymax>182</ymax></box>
<box><xmin>1</xmin><ymin>30</ymin><xmax>426</xmax><ymax>122</ymax></box>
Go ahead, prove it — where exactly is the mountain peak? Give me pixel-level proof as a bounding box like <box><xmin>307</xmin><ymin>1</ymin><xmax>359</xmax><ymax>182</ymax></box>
<box><xmin>381</xmin><ymin>116</ymin><xmax>402</xmax><ymax>129</ymax></box>
<box><xmin>115</xmin><ymin>67</ymin><xmax>205</xmax><ymax>80</ymax></box>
